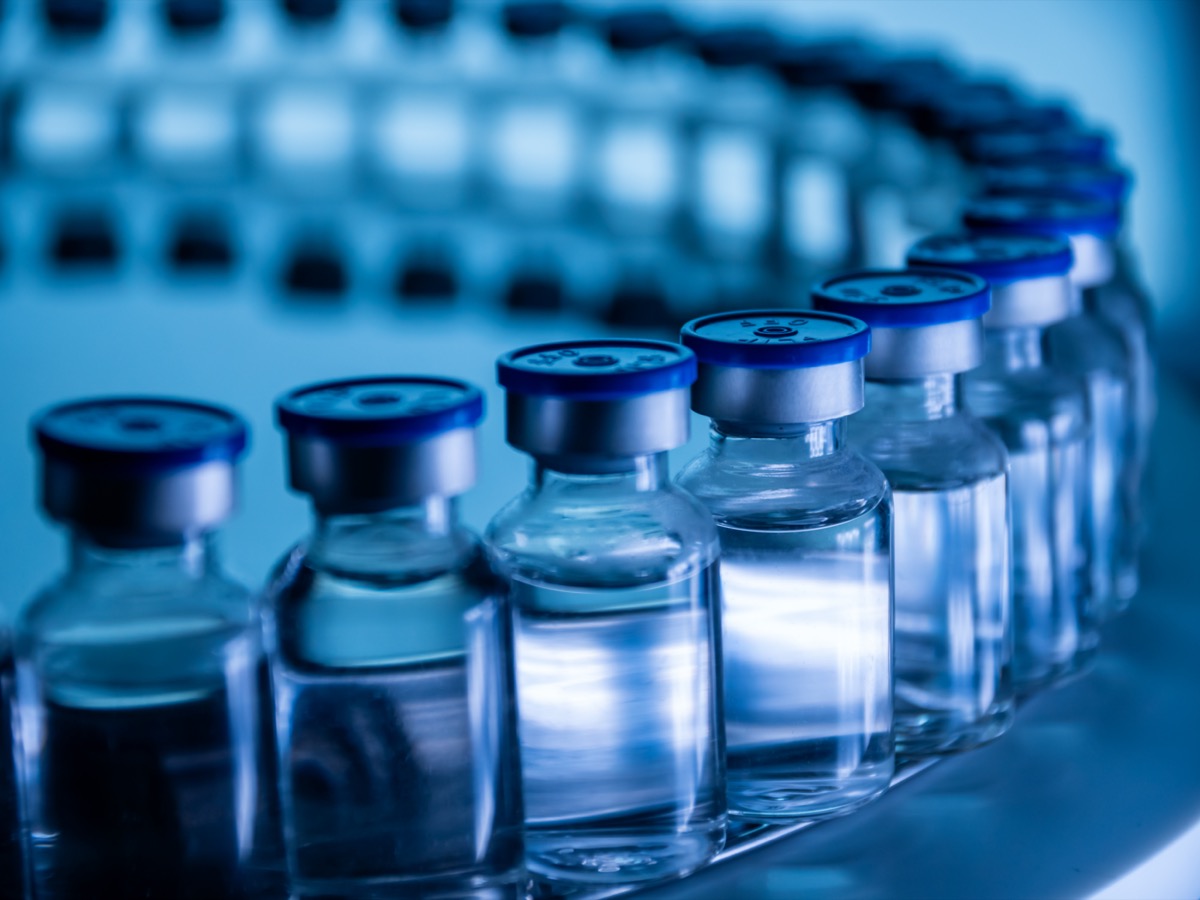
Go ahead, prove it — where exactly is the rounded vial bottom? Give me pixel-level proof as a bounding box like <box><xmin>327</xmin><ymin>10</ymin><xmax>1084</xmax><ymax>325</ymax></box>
<box><xmin>289</xmin><ymin>869</ymin><xmax>526</xmax><ymax>900</ymax></box>
<box><xmin>525</xmin><ymin>821</ymin><xmax>725</xmax><ymax>887</ymax></box>
<box><xmin>895</xmin><ymin>701</ymin><xmax>1016</xmax><ymax>758</ymax></box>
<box><xmin>727</xmin><ymin>757</ymin><xmax>893</xmax><ymax>822</ymax></box>
<box><xmin>1112</xmin><ymin>565</ymin><xmax>1138</xmax><ymax>612</ymax></box>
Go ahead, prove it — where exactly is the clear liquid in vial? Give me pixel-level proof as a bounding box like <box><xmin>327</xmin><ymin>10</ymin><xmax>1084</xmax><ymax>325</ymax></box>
<box><xmin>0</xmin><ymin>648</ymin><xmax>20</xmax><ymax>899</ymax></box>
<box><xmin>21</xmin><ymin>621</ymin><xmax>258</xmax><ymax>900</ymax></box>
<box><xmin>510</xmin><ymin>563</ymin><xmax>725</xmax><ymax>885</ymax></box>
<box><xmin>716</xmin><ymin>506</ymin><xmax>893</xmax><ymax>821</ymax></box>
<box><xmin>1007</xmin><ymin>438</ymin><xmax>1094</xmax><ymax>690</ymax></box>
<box><xmin>892</xmin><ymin>476</ymin><xmax>1014</xmax><ymax>755</ymax></box>
<box><xmin>273</xmin><ymin>559</ymin><xmax>523</xmax><ymax>899</ymax></box>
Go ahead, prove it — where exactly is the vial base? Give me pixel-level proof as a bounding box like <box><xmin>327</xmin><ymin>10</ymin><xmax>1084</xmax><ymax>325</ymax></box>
<box><xmin>895</xmin><ymin>703</ymin><xmax>1016</xmax><ymax>757</ymax></box>
<box><xmin>525</xmin><ymin>820</ymin><xmax>726</xmax><ymax>886</ymax></box>
<box><xmin>727</xmin><ymin>738</ymin><xmax>893</xmax><ymax>821</ymax></box>
<box><xmin>288</xmin><ymin>870</ymin><xmax>526</xmax><ymax>900</ymax></box>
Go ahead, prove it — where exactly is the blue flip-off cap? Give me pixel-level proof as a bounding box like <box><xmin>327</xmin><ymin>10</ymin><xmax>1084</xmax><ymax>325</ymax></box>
<box><xmin>35</xmin><ymin>397</ymin><xmax>248</xmax><ymax>473</ymax></box>
<box><xmin>601</xmin><ymin>7</ymin><xmax>681</xmax><ymax>52</ymax></box>
<box><xmin>812</xmin><ymin>269</ymin><xmax>990</xmax><ymax>327</ymax></box>
<box><xmin>277</xmin><ymin>376</ymin><xmax>484</xmax><ymax>445</ymax></box>
<box><xmin>907</xmin><ymin>232</ymin><xmax>1074</xmax><ymax>284</ymax></box>
<box><xmin>963</xmin><ymin>192</ymin><xmax>1121</xmax><ymax>237</ymax></box>
<box><xmin>499</xmin><ymin>340</ymin><xmax>696</xmax><ymax>400</ymax></box>
<box><xmin>981</xmin><ymin>161</ymin><xmax>1132</xmax><ymax>204</ymax></box>
<box><xmin>681</xmin><ymin>310</ymin><xmax>870</xmax><ymax>370</ymax></box>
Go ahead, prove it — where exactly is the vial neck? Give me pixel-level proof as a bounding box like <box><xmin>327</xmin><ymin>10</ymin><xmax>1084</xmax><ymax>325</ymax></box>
<box><xmin>864</xmin><ymin>375</ymin><xmax>959</xmax><ymax>422</ymax></box>
<box><xmin>69</xmin><ymin>531</ymin><xmax>216</xmax><ymax>580</ymax></box>
<box><xmin>534</xmin><ymin>452</ymin><xmax>670</xmax><ymax>492</ymax></box>
<box><xmin>710</xmin><ymin>419</ymin><xmax>845</xmax><ymax>460</ymax></box>
<box><xmin>985</xmin><ymin>326</ymin><xmax>1046</xmax><ymax>372</ymax></box>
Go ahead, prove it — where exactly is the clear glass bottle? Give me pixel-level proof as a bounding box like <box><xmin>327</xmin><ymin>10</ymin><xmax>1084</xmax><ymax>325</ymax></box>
<box><xmin>844</xmin><ymin>53</ymin><xmax>957</xmax><ymax>269</ymax></box>
<box><xmin>676</xmin><ymin>312</ymin><xmax>894</xmax><ymax>819</ymax></box>
<box><xmin>587</xmin><ymin>7</ymin><xmax>690</xmax><ymax>241</ymax></box>
<box><xmin>812</xmin><ymin>269</ymin><xmax>1012</xmax><ymax>756</ymax></box>
<box><xmin>964</xmin><ymin>195</ymin><xmax>1137</xmax><ymax>618</ymax></box>
<box><xmin>910</xmin><ymin>232</ymin><xmax>1095</xmax><ymax>693</ymax></box>
<box><xmin>264</xmin><ymin>377</ymin><xmax>524</xmax><ymax>898</ymax></box>
<box><xmin>15</xmin><ymin>397</ymin><xmax>266</xmax><ymax>899</ymax></box>
<box><xmin>681</xmin><ymin>23</ymin><xmax>783</xmax><ymax>309</ymax></box>
<box><xmin>0</xmin><ymin>627</ymin><xmax>22</xmax><ymax>900</ymax></box>
<box><xmin>767</xmin><ymin>37</ymin><xmax>874</xmax><ymax>292</ymax></box>
<box><xmin>487</xmin><ymin>340</ymin><xmax>726</xmax><ymax>886</ymax></box>
<box><xmin>978</xmin><ymin>168</ymin><xmax>1153</xmax><ymax>608</ymax></box>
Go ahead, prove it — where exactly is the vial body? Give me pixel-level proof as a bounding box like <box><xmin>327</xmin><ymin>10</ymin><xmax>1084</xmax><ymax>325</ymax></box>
<box><xmin>1088</xmin><ymin>272</ymin><xmax>1155</xmax><ymax>606</ymax></box>
<box><xmin>487</xmin><ymin>454</ymin><xmax>726</xmax><ymax>886</ymax></box>
<box><xmin>1046</xmin><ymin>310</ymin><xmax>1135</xmax><ymax>620</ymax></box>
<box><xmin>678</xmin><ymin>422</ymin><xmax>894</xmax><ymax>820</ymax></box>
<box><xmin>265</xmin><ymin>505</ymin><xmax>524</xmax><ymax>898</ymax></box>
<box><xmin>965</xmin><ymin>328</ymin><xmax>1095</xmax><ymax>692</ymax></box>
<box><xmin>0</xmin><ymin>632</ymin><xmax>21</xmax><ymax>899</ymax></box>
<box><xmin>851</xmin><ymin>377</ymin><xmax>1013</xmax><ymax>756</ymax></box>
<box><xmin>15</xmin><ymin>535</ymin><xmax>264</xmax><ymax>900</ymax></box>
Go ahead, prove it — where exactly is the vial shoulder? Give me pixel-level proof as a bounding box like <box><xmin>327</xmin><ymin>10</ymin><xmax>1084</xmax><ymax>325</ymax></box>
<box><xmin>485</xmin><ymin>484</ymin><xmax>718</xmax><ymax>588</ymax></box>
<box><xmin>963</xmin><ymin>366</ymin><xmax>1088</xmax><ymax>425</ymax></box>
<box><xmin>265</xmin><ymin>538</ymin><xmax>502</xmax><ymax>671</ymax></box>
<box><xmin>850</xmin><ymin>412</ymin><xmax>1008</xmax><ymax>491</ymax></box>
<box><xmin>17</xmin><ymin>567</ymin><xmax>252</xmax><ymax>648</ymax></box>
<box><xmin>265</xmin><ymin>527</ymin><xmax>498</xmax><ymax>610</ymax></box>
<box><xmin>677</xmin><ymin>444</ymin><xmax>890</xmax><ymax>530</ymax></box>
<box><xmin>1046</xmin><ymin>314</ymin><xmax>1130</xmax><ymax>376</ymax></box>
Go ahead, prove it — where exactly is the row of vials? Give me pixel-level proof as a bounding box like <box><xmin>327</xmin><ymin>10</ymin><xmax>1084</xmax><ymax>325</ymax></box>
<box><xmin>0</xmin><ymin>197</ymin><xmax>1154</xmax><ymax>897</ymax></box>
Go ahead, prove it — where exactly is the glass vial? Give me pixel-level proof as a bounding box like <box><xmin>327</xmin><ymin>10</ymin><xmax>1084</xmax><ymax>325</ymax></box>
<box><xmin>487</xmin><ymin>340</ymin><xmax>726</xmax><ymax>886</ymax></box>
<box><xmin>676</xmin><ymin>312</ymin><xmax>894</xmax><ymax>820</ymax></box>
<box><xmin>964</xmin><ymin>195</ymin><xmax>1137</xmax><ymax>619</ymax></box>
<box><xmin>0</xmin><ymin>627</ymin><xmax>21</xmax><ymax>900</ymax></box>
<box><xmin>981</xmin><ymin>165</ymin><xmax>1152</xmax><ymax>608</ymax></box>
<box><xmin>813</xmin><ymin>269</ymin><xmax>1013</xmax><ymax>756</ymax></box>
<box><xmin>16</xmin><ymin>397</ymin><xmax>264</xmax><ymax>899</ymax></box>
<box><xmin>265</xmin><ymin>377</ymin><xmax>524</xmax><ymax>898</ymax></box>
<box><xmin>910</xmin><ymin>232</ymin><xmax>1095</xmax><ymax>692</ymax></box>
